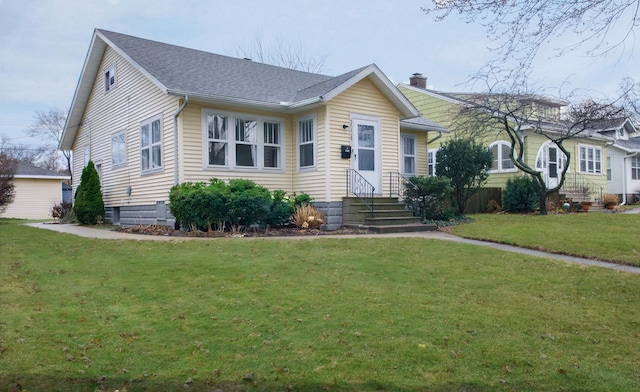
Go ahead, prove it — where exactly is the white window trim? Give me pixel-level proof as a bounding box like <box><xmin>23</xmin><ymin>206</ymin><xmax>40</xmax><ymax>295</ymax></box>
<box><xmin>140</xmin><ymin>114</ymin><xmax>163</xmax><ymax>174</ymax></box>
<box><xmin>428</xmin><ymin>148</ymin><xmax>438</xmax><ymax>176</ymax></box>
<box><xmin>297</xmin><ymin>114</ymin><xmax>317</xmax><ymax>171</ymax></box>
<box><xmin>83</xmin><ymin>145</ymin><xmax>90</xmax><ymax>167</ymax></box>
<box><xmin>104</xmin><ymin>64</ymin><xmax>116</xmax><ymax>92</ymax></box>
<box><xmin>488</xmin><ymin>141</ymin><xmax>518</xmax><ymax>174</ymax></box>
<box><xmin>400</xmin><ymin>134</ymin><xmax>416</xmax><ymax>176</ymax></box>
<box><xmin>201</xmin><ymin>109</ymin><xmax>285</xmax><ymax>171</ymax></box>
<box><xmin>631</xmin><ymin>156</ymin><xmax>640</xmax><ymax>181</ymax></box>
<box><xmin>578</xmin><ymin>144</ymin><xmax>602</xmax><ymax>175</ymax></box>
<box><xmin>111</xmin><ymin>130</ymin><xmax>127</xmax><ymax>167</ymax></box>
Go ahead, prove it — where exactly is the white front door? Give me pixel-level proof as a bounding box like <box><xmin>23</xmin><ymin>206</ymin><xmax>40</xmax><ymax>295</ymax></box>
<box><xmin>351</xmin><ymin>116</ymin><xmax>381</xmax><ymax>193</ymax></box>
<box><xmin>536</xmin><ymin>142</ymin><xmax>565</xmax><ymax>188</ymax></box>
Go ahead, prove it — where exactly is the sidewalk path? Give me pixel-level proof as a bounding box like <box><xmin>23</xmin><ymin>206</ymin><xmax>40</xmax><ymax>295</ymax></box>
<box><xmin>26</xmin><ymin>222</ymin><xmax>640</xmax><ymax>274</ymax></box>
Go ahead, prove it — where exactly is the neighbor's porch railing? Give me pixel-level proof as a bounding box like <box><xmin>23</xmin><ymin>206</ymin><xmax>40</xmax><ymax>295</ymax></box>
<box><xmin>561</xmin><ymin>172</ymin><xmax>605</xmax><ymax>203</ymax></box>
<box><xmin>346</xmin><ymin>169</ymin><xmax>375</xmax><ymax>216</ymax></box>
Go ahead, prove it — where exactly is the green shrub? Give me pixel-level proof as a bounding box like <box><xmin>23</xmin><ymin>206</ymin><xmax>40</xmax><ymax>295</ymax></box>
<box><xmin>73</xmin><ymin>161</ymin><xmax>104</xmax><ymax>224</ymax></box>
<box><xmin>267</xmin><ymin>189</ymin><xmax>294</xmax><ymax>227</ymax></box>
<box><xmin>503</xmin><ymin>177</ymin><xmax>539</xmax><ymax>212</ymax></box>
<box><xmin>404</xmin><ymin>176</ymin><xmax>454</xmax><ymax>221</ymax></box>
<box><xmin>227</xmin><ymin>179</ymin><xmax>271</xmax><ymax>229</ymax></box>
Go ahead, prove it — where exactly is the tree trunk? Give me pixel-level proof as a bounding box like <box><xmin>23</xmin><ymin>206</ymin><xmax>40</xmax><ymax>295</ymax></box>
<box><xmin>538</xmin><ymin>191</ymin><xmax>548</xmax><ymax>215</ymax></box>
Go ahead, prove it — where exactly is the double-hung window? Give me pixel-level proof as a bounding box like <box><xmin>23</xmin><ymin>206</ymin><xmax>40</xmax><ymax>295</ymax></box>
<box><xmin>488</xmin><ymin>141</ymin><xmax>516</xmax><ymax>172</ymax></box>
<box><xmin>104</xmin><ymin>65</ymin><xmax>116</xmax><ymax>92</ymax></box>
<box><xmin>263</xmin><ymin>122</ymin><xmax>281</xmax><ymax>168</ymax></box>
<box><xmin>235</xmin><ymin>119</ymin><xmax>257</xmax><ymax>167</ymax></box>
<box><xmin>632</xmin><ymin>156</ymin><xmax>640</xmax><ymax>180</ymax></box>
<box><xmin>111</xmin><ymin>131</ymin><xmax>126</xmax><ymax>167</ymax></box>
<box><xmin>141</xmin><ymin>115</ymin><xmax>162</xmax><ymax>173</ymax></box>
<box><xmin>401</xmin><ymin>134</ymin><xmax>416</xmax><ymax>176</ymax></box>
<box><xmin>298</xmin><ymin>116</ymin><xmax>315</xmax><ymax>169</ymax></box>
<box><xmin>428</xmin><ymin>149</ymin><xmax>438</xmax><ymax>176</ymax></box>
<box><xmin>579</xmin><ymin>145</ymin><xmax>602</xmax><ymax>174</ymax></box>
<box><xmin>204</xmin><ymin>110</ymin><xmax>283</xmax><ymax>170</ymax></box>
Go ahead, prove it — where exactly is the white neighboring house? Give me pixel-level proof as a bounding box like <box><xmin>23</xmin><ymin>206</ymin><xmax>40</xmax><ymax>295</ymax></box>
<box><xmin>595</xmin><ymin>118</ymin><xmax>640</xmax><ymax>204</ymax></box>
<box><xmin>0</xmin><ymin>163</ymin><xmax>71</xmax><ymax>220</ymax></box>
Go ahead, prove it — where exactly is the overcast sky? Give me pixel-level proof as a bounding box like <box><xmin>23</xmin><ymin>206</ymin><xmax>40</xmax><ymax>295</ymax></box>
<box><xmin>1</xmin><ymin>0</ymin><xmax>637</xmax><ymax>147</ymax></box>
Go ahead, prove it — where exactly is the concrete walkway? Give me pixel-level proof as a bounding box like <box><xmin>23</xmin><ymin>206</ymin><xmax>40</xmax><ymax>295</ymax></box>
<box><xmin>26</xmin><ymin>222</ymin><xmax>640</xmax><ymax>274</ymax></box>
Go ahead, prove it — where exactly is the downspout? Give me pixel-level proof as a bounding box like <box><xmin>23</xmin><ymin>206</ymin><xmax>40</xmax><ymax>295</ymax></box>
<box><xmin>173</xmin><ymin>96</ymin><xmax>189</xmax><ymax>185</ymax></box>
<box><xmin>429</xmin><ymin>131</ymin><xmax>443</xmax><ymax>144</ymax></box>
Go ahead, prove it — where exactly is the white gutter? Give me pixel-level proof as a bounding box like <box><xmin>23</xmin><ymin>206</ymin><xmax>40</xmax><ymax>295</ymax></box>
<box><xmin>173</xmin><ymin>96</ymin><xmax>189</xmax><ymax>185</ymax></box>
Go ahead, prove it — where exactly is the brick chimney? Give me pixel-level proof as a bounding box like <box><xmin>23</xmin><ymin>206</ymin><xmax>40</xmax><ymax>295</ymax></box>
<box><xmin>409</xmin><ymin>73</ymin><xmax>427</xmax><ymax>89</ymax></box>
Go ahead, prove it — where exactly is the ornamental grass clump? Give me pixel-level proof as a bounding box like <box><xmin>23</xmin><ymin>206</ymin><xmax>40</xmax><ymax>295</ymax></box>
<box><xmin>291</xmin><ymin>204</ymin><xmax>325</xmax><ymax>230</ymax></box>
<box><xmin>602</xmin><ymin>193</ymin><xmax>619</xmax><ymax>207</ymax></box>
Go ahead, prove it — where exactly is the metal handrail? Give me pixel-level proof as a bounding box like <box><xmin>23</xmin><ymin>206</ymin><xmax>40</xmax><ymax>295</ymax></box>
<box><xmin>346</xmin><ymin>169</ymin><xmax>375</xmax><ymax>216</ymax></box>
<box><xmin>389</xmin><ymin>172</ymin><xmax>418</xmax><ymax>202</ymax></box>
<box><xmin>561</xmin><ymin>172</ymin><xmax>605</xmax><ymax>203</ymax></box>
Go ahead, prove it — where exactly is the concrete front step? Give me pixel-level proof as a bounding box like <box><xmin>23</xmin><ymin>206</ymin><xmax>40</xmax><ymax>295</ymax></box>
<box><xmin>363</xmin><ymin>216</ymin><xmax>422</xmax><ymax>226</ymax></box>
<box><xmin>344</xmin><ymin>223</ymin><xmax>437</xmax><ymax>234</ymax></box>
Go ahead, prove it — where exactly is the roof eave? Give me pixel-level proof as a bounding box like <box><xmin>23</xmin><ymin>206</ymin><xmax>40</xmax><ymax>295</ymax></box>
<box><xmin>323</xmin><ymin>65</ymin><xmax>420</xmax><ymax>118</ymax></box>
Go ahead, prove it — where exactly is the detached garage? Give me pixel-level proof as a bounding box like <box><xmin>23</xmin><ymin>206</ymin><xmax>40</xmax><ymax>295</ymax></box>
<box><xmin>0</xmin><ymin>163</ymin><xmax>71</xmax><ymax>220</ymax></box>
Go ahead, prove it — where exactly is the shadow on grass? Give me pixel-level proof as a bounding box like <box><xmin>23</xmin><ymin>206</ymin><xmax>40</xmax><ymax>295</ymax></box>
<box><xmin>2</xmin><ymin>375</ymin><xmax>521</xmax><ymax>392</ymax></box>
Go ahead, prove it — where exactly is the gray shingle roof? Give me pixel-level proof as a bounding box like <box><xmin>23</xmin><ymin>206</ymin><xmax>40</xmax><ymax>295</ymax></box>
<box><xmin>100</xmin><ymin>29</ymin><xmax>342</xmax><ymax>104</ymax></box>
<box><xmin>15</xmin><ymin>163</ymin><xmax>70</xmax><ymax>179</ymax></box>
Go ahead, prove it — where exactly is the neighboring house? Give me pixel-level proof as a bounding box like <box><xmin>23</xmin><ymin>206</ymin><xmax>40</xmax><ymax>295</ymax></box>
<box><xmin>60</xmin><ymin>30</ymin><xmax>446</xmax><ymax>229</ymax></box>
<box><xmin>0</xmin><ymin>163</ymin><xmax>70</xmax><ymax>220</ymax></box>
<box><xmin>398</xmin><ymin>74</ymin><xmax>609</xmax><ymax>203</ymax></box>
<box><xmin>592</xmin><ymin>118</ymin><xmax>640</xmax><ymax>204</ymax></box>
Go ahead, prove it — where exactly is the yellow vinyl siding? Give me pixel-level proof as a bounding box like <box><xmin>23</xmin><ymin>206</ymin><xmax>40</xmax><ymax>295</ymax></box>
<box><xmin>325</xmin><ymin>78</ymin><xmax>403</xmax><ymax>201</ymax></box>
<box><xmin>71</xmin><ymin>46</ymin><xmax>177</xmax><ymax>207</ymax></box>
<box><xmin>179</xmin><ymin>101</ymin><xmax>297</xmax><ymax>193</ymax></box>
<box><xmin>0</xmin><ymin>178</ymin><xmax>63</xmax><ymax>219</ymax></box>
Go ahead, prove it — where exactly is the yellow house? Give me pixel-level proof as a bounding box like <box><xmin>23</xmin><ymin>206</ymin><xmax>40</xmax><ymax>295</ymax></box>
<box><xmin>399</xmin><ymin>74</ymin><xmax>610</xmax><ymax>205</ymax></box>
<box><xmin>0</xmin><ymin>163</ymin><xmax>70</xmax><ymax>220</ymax></box>
<box><xmin>60</xmin><ymin>30</ymin><xmax>446</xmax><ymax>229</ymax></box>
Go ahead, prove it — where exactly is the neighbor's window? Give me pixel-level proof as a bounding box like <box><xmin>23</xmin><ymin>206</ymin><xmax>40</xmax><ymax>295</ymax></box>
<box><xmin>298</xmin><ymin>116</ymin><xmax>315</xmax><ymax>168</ymax></box>
<box><xmin>488</xmin><ymin>141</ymin><xmax>516</xmax><ymax>172</ymax></box>
<box><xmin>141</xmin><ymin>115</ymin><xmax>162</xmax><ymax>173</ymax></box>
<box><xmin>111</xmin><ymin>131</ymin><xmax>126</xmax><ymax>167</ymax></box>
<box><xmin>204</xmin><ymin>110</ymin><xmax>283</xmax><ymax>169</ymax></box>
<box><xmin>606</xmin><ymin>156</ymin><xmax>612</xmax><ymax>181</ymax></box>
<box><xmin>401</xmin><ymin>134</ymin><xmax>416</xmax><ymax>176</ymax></box>
<box><xmin>104</xmin><ymin>65</ymin><xmax>116</xmax><ymax>92</ymax></box>
<box><xmin>632</xmin><ymin>156</ymin><xmax>640</xmax><ymax>180</ymax></box>
<box><xmin>579</xmin><ymin>145</ymin><xmax>602</xmax><ymax>174</ymax></box>
<box><xmin>84</xmin><ymin>145</ymin><xmax>90</xmax><ymax>167</ymax></box>
<box><xmin>428</xmin><ymin>149</ymin><xmax>438</xmax><ymax>176</ymax></box>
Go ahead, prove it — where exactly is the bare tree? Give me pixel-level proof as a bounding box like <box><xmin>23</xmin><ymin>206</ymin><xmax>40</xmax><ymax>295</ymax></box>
<box><xmin>0</xmin><ymin>135</ymin><xmax>49</xmax><ymax>166</ymax></box>
<box><xmin>422</xmin><ymin>0</ymin><xmax>640</xmax><ymax>71</ymax></box>
<box><xmin>451</xmin><ymin>83</ymin><xmax>628</xmax><ymax>214</ymax></box>
<box><xmin>26</xmin><ymin>109</ymin><xmax>71</xmax><ymax>180</ymax></box>
<box><xmin>237</xmin><ymin>34</ymin><xmax>327</xmax><ymax>73</ymax></box>
<box><xmin>0</xmin><ymin>152</ymin><xmax>17</xmax><ymax>213</ymax></box>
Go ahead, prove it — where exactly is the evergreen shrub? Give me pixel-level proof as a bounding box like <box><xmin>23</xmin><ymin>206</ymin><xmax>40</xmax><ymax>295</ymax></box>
<box><xmin>73</xmin><ymin>161</ymin><xmax>104</xmax><ymax>224</ymax></box>
<box><xmin>502</xmin><ymin>177</ymin><xmax>539</xmax><ymax>212</ymax></box>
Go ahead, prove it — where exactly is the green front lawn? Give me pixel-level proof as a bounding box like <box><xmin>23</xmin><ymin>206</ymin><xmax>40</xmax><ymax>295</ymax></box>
<box><xmin>1</xmin><ymin>221</ymin><xmax>639</xmax><ymax>391</ymax></box>
<box><xmin>449</xmin><ymin>212</ymin><xmax>640</xmax><ymax>266</ymax></box>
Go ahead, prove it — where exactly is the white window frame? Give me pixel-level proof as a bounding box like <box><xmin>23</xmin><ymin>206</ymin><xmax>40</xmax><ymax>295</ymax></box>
<box><xmin>298</xmin><ymin>114</ymin><xmax>316</xmax><ymax>170</ymax></box>
<box><xmin>428</xmin><ymin>148</ymin><xmax>438</xmax><ymax>176</ymax></box>
<box><xmin>632</xmin><ymin>156</ymin><xmax>640</xmax><ymax>180</ymax></box>
<box><xmin>202</xmin><ymin>109</ymin><xmax>284</xmax><ymax>171</ymax></box>
<box><xmin>606</xmin><ymin>156</ymin><xmax>612</xmax><ymax>182</ymax></box>
<box><xmin>104</xmin><ymin>64</ymin><xmax>116</xmax><ymax>92</ymax></box>
<box><xmin>111</xmin><ymin>130</ymin><xmax>127</xmax><ymax>167</ymax></box>
<box><xmin>400</xmin><ymin>134</ymin><xmax>416</xmax><ymax>176</ymax></box>
<box><xmin>578</xmin><ymin>144</ymin><xmax>602</xmax><ymax>175</ymax></box>
<box><xmin>141</xmin><ymin>114</ymin><xmax>163</xmax><ymax>174</ymax></box>
<box><xmin>488</xmin><ymin>141</ymin><xmax>517</xmax><ymax>173</ymax></box>
<box><xmin>83</xmin><ymin>145</ymin><xmax>90</xmax><ymax>167</ymax></box>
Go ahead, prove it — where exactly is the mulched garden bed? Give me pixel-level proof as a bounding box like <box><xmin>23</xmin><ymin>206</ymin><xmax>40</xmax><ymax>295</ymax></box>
<box><xmin>116</xmin><ymin>224</ymin><xmax>375</xmax><ymax>238</ymax></box>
